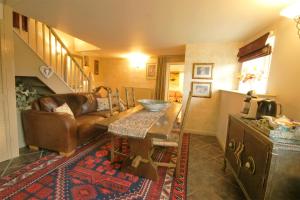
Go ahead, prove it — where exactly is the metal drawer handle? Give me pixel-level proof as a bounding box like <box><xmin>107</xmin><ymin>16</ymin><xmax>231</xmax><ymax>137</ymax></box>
<box><xmin>234</xmin><ymin>142</ymin><xmax>241</xmax><ymax>163</ymax></box>
<box><xmin>244</xmin><ymin>156</ymin><xmax>256</xmax><ymax>175</ymax></box>
<box><xmin>233</xmin><ymin>142</ymin><xmax>244</xmax><ymax>167</ymax></box>
<box><xmin>236</xmin><ymin>143</ymin><xmax>244</xmax><ymax>167</ymax></box>
<box><xmin>228</xmin><ymin>139</ymin><xmax>236</xmax><ymax>151</ymax></box>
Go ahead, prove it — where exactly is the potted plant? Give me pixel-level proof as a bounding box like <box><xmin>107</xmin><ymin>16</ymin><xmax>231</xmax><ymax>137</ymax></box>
<box><xmin>16</xmin><ymin>83</ymin><xmax>40</xmax><ymax>147</ymax></box>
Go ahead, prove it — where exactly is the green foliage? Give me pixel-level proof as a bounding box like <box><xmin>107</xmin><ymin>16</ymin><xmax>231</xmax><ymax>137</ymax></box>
<box><xmin>16</xmin><ymin>83</ymin><xmax>40</xmax><ymax>110</ymax></box>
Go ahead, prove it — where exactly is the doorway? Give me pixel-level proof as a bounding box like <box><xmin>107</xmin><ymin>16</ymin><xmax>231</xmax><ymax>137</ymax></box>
<box><xmin>165</xmin><ymin>63</ymin><xmax>184</xmax><ymax>103</ymax></box>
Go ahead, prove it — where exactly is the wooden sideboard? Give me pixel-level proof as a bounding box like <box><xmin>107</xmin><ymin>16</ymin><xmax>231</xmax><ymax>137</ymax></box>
<box><xmin>224</xmin><ymin>115</ymin><xmax>300</xmax><ymax>200</ymax></box>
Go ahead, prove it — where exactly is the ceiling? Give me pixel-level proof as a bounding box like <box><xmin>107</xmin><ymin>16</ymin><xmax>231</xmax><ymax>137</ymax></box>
<box><xmin>7</xmin><ymin>0</ymin><xmax>296</xmax><ymax>57</ymax></box>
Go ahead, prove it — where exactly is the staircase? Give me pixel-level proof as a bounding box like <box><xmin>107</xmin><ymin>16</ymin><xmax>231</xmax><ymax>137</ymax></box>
<box><xmin>13</xmin><ymin>12</ymin><xmax>91</xmax><ymax>93</ymax></box>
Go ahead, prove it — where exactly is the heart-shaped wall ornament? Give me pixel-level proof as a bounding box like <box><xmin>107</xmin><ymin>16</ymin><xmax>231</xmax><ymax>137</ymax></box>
<box><xmin>40</xmin><ymin>65</ymin><xmax>54</xmax><ymax>79</ymax></box>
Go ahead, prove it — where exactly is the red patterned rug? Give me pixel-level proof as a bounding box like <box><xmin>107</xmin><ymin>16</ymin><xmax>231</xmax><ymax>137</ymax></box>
<box><xmin>0</xmin><ymin>133</ymin><xmax>189</xmax><ymax>200</ymax></box>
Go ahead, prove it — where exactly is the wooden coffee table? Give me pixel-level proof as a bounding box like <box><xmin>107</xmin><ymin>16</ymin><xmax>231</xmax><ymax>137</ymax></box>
<box><xmin>96</xmin><ymin>103</ymin><xmax>182</xmax><ymax>181</ymax></box>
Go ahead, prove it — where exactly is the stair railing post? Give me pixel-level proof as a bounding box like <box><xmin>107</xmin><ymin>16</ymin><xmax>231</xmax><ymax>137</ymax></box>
<box><xmin>60</xmin><ymin>46</ymin><xmax>63</xmax><ymax>78</ymax></box>
<box><xmin>49</xmin><ymin>29</ymin><xmax>52</xmax><ymax>66</ymax></box>
<box><xmin>88</xmin><ymin>73</ymin><xmax>92</xmax><ymax>92</ymax></box>
<box><xmin>42</xmin><ymin>24</ymin><xmax>45</xmax><ymax>60</ymax></box>
<box><xmin>55</xmin><ymin>38</ymin><xmax>58</xmax><ymax>71</ymax></box>
<box><xmin>35</xmin><ymin>20</ymin><xmax>38</xmax><ymax>52</ymax></box>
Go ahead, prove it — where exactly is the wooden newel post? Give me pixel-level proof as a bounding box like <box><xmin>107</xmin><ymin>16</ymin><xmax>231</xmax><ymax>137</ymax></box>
<box><xmin>88</xmin><ymin>72</ymin><xmax>92</xmax><ymax>92</ymax></box>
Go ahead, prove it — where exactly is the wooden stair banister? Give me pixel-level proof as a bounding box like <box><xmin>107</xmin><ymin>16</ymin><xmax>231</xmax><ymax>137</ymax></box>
<box><xmin>13</xmin><ymin>11</ymin><xmax>91</xmax><ymax>93</ymax></box>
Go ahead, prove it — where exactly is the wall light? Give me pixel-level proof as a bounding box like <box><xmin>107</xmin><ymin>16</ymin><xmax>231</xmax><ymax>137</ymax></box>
<box><xmin>280</xmin><ymin>1</ymin><xmax>300</xmax><ymax>38</ymax></box>
<box><xmin>124</xmin><ymin>52</ymin><xmax>149</xmax><ymax>68</ymax></box>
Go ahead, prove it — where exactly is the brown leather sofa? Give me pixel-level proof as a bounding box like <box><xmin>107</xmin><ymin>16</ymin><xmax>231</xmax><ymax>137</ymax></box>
<box><xmin>22</xmin><ymin>93</ymin><xmax>113</xmax><ymax>156</ymax></box>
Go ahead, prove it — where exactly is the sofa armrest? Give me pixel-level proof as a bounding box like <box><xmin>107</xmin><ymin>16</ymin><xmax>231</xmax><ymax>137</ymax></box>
<box><xmin>22</xmin><ymin>110</ymin><xmax>78</xmax><ymax>153</ymax></box>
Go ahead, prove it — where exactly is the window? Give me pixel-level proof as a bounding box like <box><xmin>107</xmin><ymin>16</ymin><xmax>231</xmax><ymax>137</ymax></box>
<box><xmin>238</xmin><ymin>36</ymin><xmax>275</xmax><ymax>94</ymax></box>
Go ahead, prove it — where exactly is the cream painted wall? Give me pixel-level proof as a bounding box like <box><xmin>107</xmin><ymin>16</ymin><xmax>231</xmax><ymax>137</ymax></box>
<box><xmin>94</xmin><ymin>57</ymin><xmax>157</xmax><ymax>100</ymax></box>
<box><xmin>216</xmin><ymin>91</ymin><xmax>245</xmax><ymax>149</ymax></box>
<box><xmin>183</xmin><ymin>43</ymin><xmax>241</xmax><ymax>135</ymax></box>
<box><xmin>266</xmin><ymin>19</ymin><xmax>300</xmax><ymax>121</ymax></box>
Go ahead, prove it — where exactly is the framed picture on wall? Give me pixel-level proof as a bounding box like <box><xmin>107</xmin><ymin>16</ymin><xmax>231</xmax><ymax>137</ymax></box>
<box><xmin>94</xmin><ymin>60</ymin><xmax>99</xmax><ymax>75</ymax></box>
<box><xmin>146</xmin><ymin>63</ymin><xmax>157</xmax><ymax>79</ymax></box>
<box><xmin>192</xmin><ymin>63</ymin><xmax>214</xmax><ymax>79</ymax></box>
<box><xmin>191</xmin><ymin>82</ymin><xmax>212</xmax><ymax>98</ymax></box>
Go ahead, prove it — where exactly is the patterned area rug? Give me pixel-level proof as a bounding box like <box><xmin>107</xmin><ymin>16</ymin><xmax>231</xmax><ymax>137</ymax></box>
<box><xmin>0</xmin><ymin>133</ymin><xmax>190</xmax><ymax>200</ymax></box>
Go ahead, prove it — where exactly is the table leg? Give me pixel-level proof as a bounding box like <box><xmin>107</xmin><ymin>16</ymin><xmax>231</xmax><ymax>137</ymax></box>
<box><xmin>124</xmin><ymin>137</ymin><xmax>158</xmax><ymax>181</ymax></box>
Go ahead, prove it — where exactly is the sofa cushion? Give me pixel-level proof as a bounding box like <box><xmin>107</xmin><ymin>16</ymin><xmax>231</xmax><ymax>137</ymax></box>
<box><xmin>54</xmin><ymin>103</ymin><xmax>75</xmax><ymax>118</ymax></box>
<box><xmin>76</xmin><ymin>115</ymin><xmax>105</xmax><ymax>143</ymax></box>
<box><xmin>51</xmin><ymin>94</ymin><xmax>86</xmax><ymax>117</ymax></box>
<box><xmin>96</xmin><ymin>98</ymin><xmax>110</xmax><ymax>111</ymax></box>
<box><xmin>39</xmin><ymin>97</ymin><xmax>58</xmax><ymax>112</ymax></box>
<box><xmin>80</xmin><ymin>93</ymin><xmax>98</xmax><ymax>115</ymax></box>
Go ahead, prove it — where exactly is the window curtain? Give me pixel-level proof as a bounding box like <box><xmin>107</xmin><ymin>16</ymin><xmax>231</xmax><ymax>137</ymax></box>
<box><xmin>154</xmin><ymin>56</ymin><xmax>168</xmax><ymax>100</ymax></box>
<box><xmin>237</xmin><ymin>32</ymin><xmax>272</xmax><ymax>63</ymax></box>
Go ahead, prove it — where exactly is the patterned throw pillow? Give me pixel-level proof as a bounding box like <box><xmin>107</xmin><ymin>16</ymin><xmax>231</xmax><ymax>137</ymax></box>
<box><xmin>54</xmin><ymin>103</ymin><xmax>75</xmax><ymax>118</ymax></box>
<box><xmin>97</xmin><ymin>98</ymin><xmax>109</xmax><ymax>111</ymax></box>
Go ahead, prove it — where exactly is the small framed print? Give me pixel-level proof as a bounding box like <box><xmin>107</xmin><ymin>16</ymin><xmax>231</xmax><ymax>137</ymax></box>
<box><xmin>146</xmin><ymin>63</ymin><xmax>157</xmax><ymax>79</ymax></box>
<box><xmin>192</xmin><ymin>63</ymin><xmax>214</xmax><ymax>79</ymax></box>
<box><xmin>191</xmin><ymin>82</ymin><xmax>212</xmax><ymax>98</ymax></box>
<box><xmin>94</xmin><ymin>60</ymin><xmax>99</xmax><ymax>75</ymax></box>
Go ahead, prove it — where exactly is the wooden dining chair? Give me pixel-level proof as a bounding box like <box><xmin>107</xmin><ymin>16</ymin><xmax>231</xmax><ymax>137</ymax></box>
<box><xmin>125</xmin><ymin>87</ymin><xmax>136</xmax><ymax>109</ymax></box>
<box><xmin>151</xmin><ymin>91</ymin><xmax>192</xmax><ymax>177</ymax></box>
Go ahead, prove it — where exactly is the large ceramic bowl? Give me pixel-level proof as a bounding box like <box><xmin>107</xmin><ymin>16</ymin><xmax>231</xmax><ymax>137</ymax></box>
<box><xmin>138</xmin><ymin>99</ymin><xmax>169</xmax><ymax>112</ymax></box>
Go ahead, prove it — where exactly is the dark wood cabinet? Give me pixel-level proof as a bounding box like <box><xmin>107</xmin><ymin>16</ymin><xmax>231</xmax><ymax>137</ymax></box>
<box><xmin>226</xmin><ymin>118</ymin><xmax>245</xmax><ymax>174</ymax></box>
<box><xmin>225</xmin><ymin>115</ymin><xmax>300</xmax><ymax>200</ymax></box>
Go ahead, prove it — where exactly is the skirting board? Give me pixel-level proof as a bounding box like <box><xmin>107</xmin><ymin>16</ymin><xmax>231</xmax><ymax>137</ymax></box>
<box><xmin>184</xmin><ymin>128</ymin><xmax>216</xmax><ymax>136</ymax></box>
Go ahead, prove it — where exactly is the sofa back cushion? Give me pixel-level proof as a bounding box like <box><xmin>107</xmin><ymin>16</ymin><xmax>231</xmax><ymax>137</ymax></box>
<box><xmin>35</xmin><ymin>93</ymin><xmax>98</xmax><ymax>117</ymax></box>
<box><xmin>80</xmin><ymin>93</ymin><xmax>98</xmax><ymax>115</ymax></box>
<box><xmin>54</xmin><ymin>103</ymin><xmax>75</xmax><ymax>118</ymax></box>
<box><xmin>39</xmin><ymin>97</ymin><xmax>58</xmax><ymax>112</ymax></box>
<box><xmin>53</xmin><ymin>94</ymin><xmax>86</xmax><ymax>117</ymax></box>
<box><xmin>96</xmin><ymin>98</ymin><xmax>110</xmax><ymax>111</ymax></box>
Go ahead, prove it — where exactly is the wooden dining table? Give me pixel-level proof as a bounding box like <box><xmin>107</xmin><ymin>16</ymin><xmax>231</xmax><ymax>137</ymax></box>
<box><xmin>96</xmin><ymin>102</ymin><xmax>182</xmax><ymax>181</ymax></box>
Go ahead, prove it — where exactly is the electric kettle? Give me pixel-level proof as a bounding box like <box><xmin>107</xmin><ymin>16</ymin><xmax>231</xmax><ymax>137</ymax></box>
<box><xmin>256</xmin><ymin>99</ymin><xmax>281</xmax><ymax>119</ymax></box>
